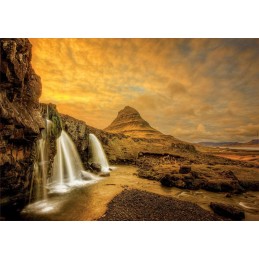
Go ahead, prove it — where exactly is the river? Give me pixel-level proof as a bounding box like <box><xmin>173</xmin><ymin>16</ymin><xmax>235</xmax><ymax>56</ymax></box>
<box><xmin>20</xmin><ymin>165</ymin><xmax>259</xmax><ymax>221</ymax></box>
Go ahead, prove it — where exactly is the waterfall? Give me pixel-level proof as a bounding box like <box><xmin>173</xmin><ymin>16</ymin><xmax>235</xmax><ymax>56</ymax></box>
<box><xmin>29</xmin><ymin>113</ymin><xmax>97</xmax><ymax>203</ymax></box>
<box><xmin>29</xmin><ymin>119</ymin><xmax>52</xmax><ymax>202</ymax></box>
<box><xmin>89</xmin><ymin>133</ymin><xmax>110</xmax><ymax>173</ymax></box>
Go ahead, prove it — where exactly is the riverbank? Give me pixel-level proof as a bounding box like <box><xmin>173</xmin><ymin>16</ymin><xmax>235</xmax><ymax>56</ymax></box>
<box><xmin>4</xmin><ymin>165</ymin><xmax>256</xmax><ymax>221</ymax></box>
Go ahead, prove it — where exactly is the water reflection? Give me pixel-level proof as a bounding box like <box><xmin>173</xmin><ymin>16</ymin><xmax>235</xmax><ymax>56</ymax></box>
<box><xmin>20</xmin><ymin>166</ymin><xmax>259</xmax><ymax>221</ymax></box>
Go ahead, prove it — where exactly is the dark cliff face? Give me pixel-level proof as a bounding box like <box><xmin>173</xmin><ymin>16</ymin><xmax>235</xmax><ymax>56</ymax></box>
<box><xmin>0</xmin><ymin>39</ymin><xmax>44</xmax><ymax>215</ymax></box>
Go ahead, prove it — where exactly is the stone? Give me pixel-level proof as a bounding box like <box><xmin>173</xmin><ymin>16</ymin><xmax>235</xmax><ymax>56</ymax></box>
<box><xmin>99</xmin><ymin>172</ymin><xmax>110</xmax><ymax>177</ymax></box>
<box><xmin>210</xmin><ymin>202</ymin><xmax>245</xmax><ymax>220</ymax></box>
<box><xmin>179</xmin><ymin>166</ymin><xmax>191</xmax><ymax>174</ymax></box>
<box><xmin>160</xmin><ymin>174</ymin><xmax>175</xmax><ymax>187</ymax></box>
<box><xmin>90</xmin><ymin>163</ymin><xmax>102</xmax><ymax>172</ymax></box>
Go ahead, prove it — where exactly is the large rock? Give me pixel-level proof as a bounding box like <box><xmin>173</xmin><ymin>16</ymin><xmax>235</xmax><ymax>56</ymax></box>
<box><xmin>210</xmin><ymin>202</ymin><xmax>245</xmax><ymax>220</ymax></box>
<box><xmin>179</xmin><ymin>165</ymin><xmax>191</xmax><ymax>174</ymax></box>
<box><xmin>90</xmin><ymin>163</ymin><xmax>102</xmax><ymax>172</ymax></box>
<box><xmin>0</xmin><ymin>39</ymin><xmax>44</xmax><ymax>216</ymax></box>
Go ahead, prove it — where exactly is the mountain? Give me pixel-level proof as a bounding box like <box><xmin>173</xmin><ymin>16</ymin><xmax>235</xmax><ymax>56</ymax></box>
<box><xmin>198</xmin><ymin>139</ymin><xmax>259</xmax><ymax>147</ymax></box>
<box><xmin>247</xmin><ymin>139</ymin><xmax>259</xmax><ymax>145</ymax></box>
<box><xmin>104</xmin><ymin>106</ymin><xmax>166</xmax><ymax>139</ymax></box>
<box><xmin>198</xmin><ymin>142</ymin><xmax>239</xmax><ymax>147</ymax></box>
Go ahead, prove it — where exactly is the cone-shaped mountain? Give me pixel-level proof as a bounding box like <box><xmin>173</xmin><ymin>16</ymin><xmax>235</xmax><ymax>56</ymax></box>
<box><xmin>104</xmin><ymin>106</ymin><xmax>166</xmax><ymax>139</ymax></box>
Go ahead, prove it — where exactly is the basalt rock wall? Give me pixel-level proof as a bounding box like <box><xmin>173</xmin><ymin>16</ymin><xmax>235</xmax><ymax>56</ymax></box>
<box><xmin>0</xmin><ymin>39</ymin><xmax>44</xmax><ymax>217</ymax></box>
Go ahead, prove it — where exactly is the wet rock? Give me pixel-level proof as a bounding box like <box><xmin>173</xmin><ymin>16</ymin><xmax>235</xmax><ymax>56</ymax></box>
<box><xmin>179</xmin><ymin>165</ymin><xmax>191</xmax><ymax>174</ymax></box>
<box><xmin>99</xmin><ymin>172</ymin><xmax>110</xmax><ymax>177</ymax></box>
<box><xmin>210</xmin><ymin>202</ymin><xmax>245</xmax><ymax>220</ymax></box>
<box><xmin>239</xmin><ymin>180</ymin><xmax>259</xmax><ymax>191</ymax></box>
<box><xmin>0</xmin><ymin>39</ymin><xmax>44</xmax><ymax>213</ymax></box>
<box><xmin>160</xmin><ymin>174</ymin><xmax>175</xmax><ymax>187</ymax></box>
<box><xmin>90</xmin><ymin>163</ymin><xmax>102</xmax><ymax>172</ymax></box>
<box><xmin>204</xmin><ymin>180</ymin><xmax>244</xmax><ymax>193</ymax></box>
<box><xmin>81</xmin><ymin>171</ymin><xmax>94</xmax><ymax>180</ymax></box>
<box><xmin>174</xmin><ymin>180</ymin><xmax>186</xmax><ymax>188</ymax></box>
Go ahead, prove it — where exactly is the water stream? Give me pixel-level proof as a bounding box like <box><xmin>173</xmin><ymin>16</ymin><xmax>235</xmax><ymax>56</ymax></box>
<box><xmin>27</xmin><ymin>117</ymin><xmax>98</xmax><ymax>213</ymax></box>
<box><xmin>21</xmin><ymin>165</ymin><xmax>259</xmax><ymax>221</ymax></box>
<box><xmin>89</xmin><ymin>133</ymin><xmax>110</xmax><ymax>173</ymax></box>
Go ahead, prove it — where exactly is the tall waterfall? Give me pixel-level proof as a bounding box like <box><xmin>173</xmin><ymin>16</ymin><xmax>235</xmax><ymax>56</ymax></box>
<box><xmin>89</xmin><ymin>133</ymin><xmax>110</xmax><ymax>173</ymax></box>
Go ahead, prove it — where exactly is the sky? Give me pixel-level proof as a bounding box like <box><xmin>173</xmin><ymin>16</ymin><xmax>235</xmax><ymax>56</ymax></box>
<box><xmin>29</xmin><ymin>38</ymin><xmax>259</xmax><ymax>143</ymax></box>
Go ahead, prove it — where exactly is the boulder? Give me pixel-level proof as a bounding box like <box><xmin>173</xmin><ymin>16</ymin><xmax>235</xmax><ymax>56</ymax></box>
<box><xmin>90</xmin><ymin>163</ymin><xmax>102</xmax><ymax>172</ymax></box>
<box><xmin>239</xmin><ymin>180</ymin><xmax>259</xmax><ymax>191</ymax></box>
<box><xmin>179</xmin><ymin>166</ymin><xmax>191</xmax><ymax>174</ymax></box>
<box><xmin>210</xmin><ymin>202</ymin><xmax>245</xmax><ymax>220</ymax></box>
<box><xmin>160</xmin><ymin>174</ymin><xmax>175</xmax><ymax>187</ymax></box>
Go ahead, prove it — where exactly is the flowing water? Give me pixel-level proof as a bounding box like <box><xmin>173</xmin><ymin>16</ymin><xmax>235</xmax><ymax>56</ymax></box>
<box><xmin>27</xmin><ymin>127</ymin><xmax>97</xmax><ymax>212</ymax></box>
<box><xmin>29</xmin><ymin>119</ymin><xmax>53</xmax><ymax>202</ymax></box>
<box><xmin>50</xmin><ymin>130</ymin><xmax>97</xmax><ymax>194</ymax></box>
<box><xmin>89</xmin><ymin>133</ymin><xmax>110</xmax><ymax>173</ymax></box>
<box><xmin>20</xmin><ymin>165</ymin><xmax>259</xmax><ymax>221</ymax></box>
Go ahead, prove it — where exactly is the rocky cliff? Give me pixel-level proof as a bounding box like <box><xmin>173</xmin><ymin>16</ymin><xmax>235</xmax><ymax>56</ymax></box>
<box><xmin>60</xmin><ymin>108</ymin><xmax>193</xmax><ymax>166</ymax></box>
<box><xmin>60</xmin><ymin>114</ymin><xmax>138</xmax><ymax>165</ymax></box>
<box><xmin>0</xmin><ymin>39</ymin><xmax>44</xmax><ymax>216</ymax></box>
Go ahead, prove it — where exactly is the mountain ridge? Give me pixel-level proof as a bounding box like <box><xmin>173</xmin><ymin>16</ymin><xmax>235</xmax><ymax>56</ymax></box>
<box><xmin>198</xmin><ymin>139</ymin><xmax>259</xmax><ymax>147</ymax></box>
<box><xmin>104</xmin><ymin>106</ymin><xmax>168</xmax><ymax>139</ymax></box>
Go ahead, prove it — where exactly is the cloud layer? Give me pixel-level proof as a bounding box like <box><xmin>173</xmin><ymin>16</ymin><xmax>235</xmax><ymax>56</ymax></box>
<box><xmin>30</xmin><ymin>38</ymin><xmax>259</xmax><ymax>142</ymax></box>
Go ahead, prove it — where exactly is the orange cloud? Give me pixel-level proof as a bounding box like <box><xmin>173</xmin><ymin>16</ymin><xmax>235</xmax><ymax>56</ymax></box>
<box><xmin>29</xmin><ymin>38</ymin><xmax>259</xmax><ymax>142</ymax></box>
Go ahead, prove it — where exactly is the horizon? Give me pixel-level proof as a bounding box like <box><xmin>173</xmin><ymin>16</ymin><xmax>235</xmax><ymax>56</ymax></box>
<box><xmin>30</xmin><ymin>38</ymin><xmax>259</xmax><ymax>143</ymax></box>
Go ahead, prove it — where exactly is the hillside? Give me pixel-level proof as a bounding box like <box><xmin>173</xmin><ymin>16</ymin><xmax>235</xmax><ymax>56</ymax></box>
<box><xmin>104</xmin><ymin>106</ymin><xmax>174</xmax><ymax>140</ymax></box>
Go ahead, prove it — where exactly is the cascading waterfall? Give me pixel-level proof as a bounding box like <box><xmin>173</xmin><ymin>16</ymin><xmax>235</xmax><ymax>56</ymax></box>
<box><xmin>50</xmin><ymin>130</ymin><xmax>97</xmax><ymax>193</ymax></box>
<box><xmin>89</xmin><ymin>133</ymin><xmax>110</xmax><ymax>173</ymax></box>
<box><xmin>29</xmin><ymin>119</ymin><xmax>52</xmax><ymax>202</ymax></box>
<box><xmin>29</xmin><ymin>107</ymin><xmax>97</xmax><ymax>207</ymax></box>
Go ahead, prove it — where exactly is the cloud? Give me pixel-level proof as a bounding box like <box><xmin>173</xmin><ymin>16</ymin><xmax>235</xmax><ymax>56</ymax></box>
<box><xmin>29</xmin><ymin>38</ymin><xmax>259</xmax><ymax>142</ymax></box>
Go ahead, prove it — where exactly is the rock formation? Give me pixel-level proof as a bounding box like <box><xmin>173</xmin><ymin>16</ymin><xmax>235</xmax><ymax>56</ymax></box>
<box><xmin>210</xmin><ymin>202</ymin><xmax>245</xmax><ymax>220</ymax></box>
<box><xmin>60</xmin><ymin>109</ymin><xmax>192</xmax><ymax>166</ymax></box>
<box><xmin>0</xmin><ymin>39</ymin><xmax>44</xmax><ymax>215</ymax></box>
<box><xmin>105</xmin><ymin>106</ymin><xmax>170</xmax><ymax>139</ymax></box>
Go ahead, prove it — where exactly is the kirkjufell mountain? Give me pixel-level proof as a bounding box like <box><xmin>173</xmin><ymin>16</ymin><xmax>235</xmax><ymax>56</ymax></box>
<box><xmin>105</xmin><ymin>106</ymin><xmax>171</xmax><ymax>139</ymax></box>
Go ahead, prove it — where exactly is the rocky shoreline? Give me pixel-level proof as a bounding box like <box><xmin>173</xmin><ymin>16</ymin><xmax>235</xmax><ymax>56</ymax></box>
<box><xmin>136</xmin><ymin>152</ymin><xmax>259</xmax><ymax>193</ymax></box>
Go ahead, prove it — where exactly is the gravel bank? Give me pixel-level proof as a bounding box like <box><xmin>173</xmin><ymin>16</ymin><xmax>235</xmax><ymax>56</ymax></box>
<box><xmin>98</xmin><ymin>189</ymin><xmax>222</xmax><ymax>221</ymax></box>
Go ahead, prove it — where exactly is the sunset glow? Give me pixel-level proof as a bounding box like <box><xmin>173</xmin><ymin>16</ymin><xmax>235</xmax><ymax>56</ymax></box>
<box><xmin>30</xmin><ymin>39</ymin><xmax>259</xmax><ymax>142</ymax></box>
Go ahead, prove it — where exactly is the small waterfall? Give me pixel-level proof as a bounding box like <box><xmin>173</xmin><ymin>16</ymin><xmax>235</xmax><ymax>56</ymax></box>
<box><xmin>52</xmin><ymin>131</ymin><xmax>83</xmax><ymax>185</ymax></box>
<box><xmin>29</xmin><ymin>111</ymin><xmax>97</xmax><ymax>204</ymax></box>
<box><xmin>89</xmin><ymin>133</ymin><xmax>110</xmax><ymax>173</ymax></box>
<box><xmin>30</xmin><ymin>119</ymin><xmax>52</xmax><ymax>202</ymax></box>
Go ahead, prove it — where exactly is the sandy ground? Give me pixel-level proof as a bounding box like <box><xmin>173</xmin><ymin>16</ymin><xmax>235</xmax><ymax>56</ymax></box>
<box><xmin>212</xmin><ymin>153</ymin><xmax>259</xmax><ymax>166</ymax></box>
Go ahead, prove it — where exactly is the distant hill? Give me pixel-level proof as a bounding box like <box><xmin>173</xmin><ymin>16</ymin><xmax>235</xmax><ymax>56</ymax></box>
<box><xmin>198</xmin><ymin>139</ymin><xmax>259</xmax><ymax>147</ymax></box>
<box><xmin>247</xmin><ymin>139</ymin><xmax>259</xmax><ymax>145</ymax></box>
<box><xmin>198</xmin><ymin>142</ymin><xmax>239</xmax><ymax>147</ymax></box>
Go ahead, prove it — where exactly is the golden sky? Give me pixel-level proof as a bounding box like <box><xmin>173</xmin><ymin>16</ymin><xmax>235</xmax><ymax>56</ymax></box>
<box><xmin>30</xmin><ymin>39</ymin><xmax>259</xmax><ymax>142</ymax></box>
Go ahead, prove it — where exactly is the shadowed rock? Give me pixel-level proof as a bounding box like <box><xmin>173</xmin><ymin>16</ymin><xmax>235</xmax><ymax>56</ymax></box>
<box><xmin>210</xmin><ymin>202</ymin><xmax>245</xmax><ymax>220</ymax></box>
